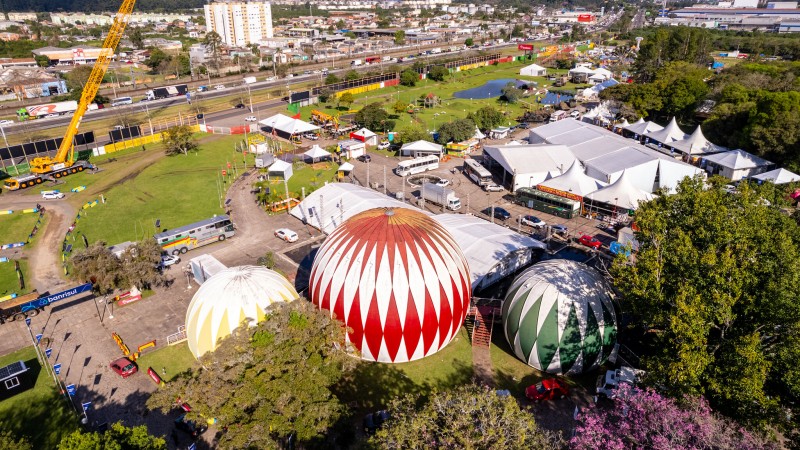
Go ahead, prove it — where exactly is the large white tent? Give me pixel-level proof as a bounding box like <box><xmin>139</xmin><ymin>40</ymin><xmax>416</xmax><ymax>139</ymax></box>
<box><xmin>259</xmin><ymin>113</ymin><xmax>319</xmax><ymax>139</ymax></box>
<box><xmin>268</xmin><ymin>159</ymin><xmax>293</xmax><ymax>180</ymax></box>
<box><xmin>624</xmin><ymin>120</ymin><xmax>664</xmax><ymax>136</ymax></box>
<box><xmin>644</xmin><ymin>117</ymin><xmax>688</xmax><ymax>145</ymax></box>
<box><xmin>751</xmin><ymin>168</ymin><xmax>800</xmax><ymax>185</ymax></box>
<box><xmin>669</xmin><ymin>125</ymin><xmax>726</xmax><ymax>156</ymax></box>
<box><xmin>703</xmin><ymin>149</ymin><xmax>773</xmax><ymax>181</ymax></box>
<box><xmin>303</xmin><ymin>144</ymin><xmax>331</xmax><ymax>162</ymax></box>
<box><xmin>400</xmin><ymin>140</ymin><xmax>443</xmax><ymax>157</ymax></box>
<box><xmin>483</xmin><ymin>144</ymin><xmax>576</xmax><ymax>192</ymax></box>
<box><xmin>586</xmin><ymin>170</ymin><xmax>655</xmax><ymax>210</ymax></box>
<box><xmin>520</xmin><ymin>63</ymin><xmax>546</xmax><ymax>77</ymax></box>
<box><xmin>537</xmin><ymin>160</ymin><xmax>606</xmax><ymax>197</ymax></box>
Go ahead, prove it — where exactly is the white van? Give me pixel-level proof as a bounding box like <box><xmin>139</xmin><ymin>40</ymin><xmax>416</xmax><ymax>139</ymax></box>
<box><xmin>111</xmin><ymin>97</ymin><xmax>133</xmax><ymax>107</ymax></box>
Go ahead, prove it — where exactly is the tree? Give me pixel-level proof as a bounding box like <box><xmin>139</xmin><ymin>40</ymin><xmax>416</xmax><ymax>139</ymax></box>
<box><xmin>162</xmin><ymin>125</ymin><xmax>198</xmax><ymax>156</ymax></box>
<box><xmin>145</xmin><ymin>47</ymin><xmax>170</xmax><ymax>73</ymax></box>
<box><xmin>511</xmin><ymin>24</ymin><xmax>524</xmax><ymax>38</ymax></box>
<box><xmin>119</xmin><ymin>239</ymin><xmax>166</xmax><ymax>291</ymax></box>
<box><xmin>203</xmin><ymin>30</ymin><xmax>223</xmax><ymax>73</ymax></box>
<box><xmin>58</xmin><ymin>422</ymin><xmax>165</xmax><ymax>450</ymax></box>
<box><xmin>392</xmin><ymin>99</ymin><xmax>407</xmax><ymax>114</ymax></box>
<box><xmin>467</xmin><ymin>106</ymin><xmax>504</xmax><ymax>130</ymax></box>
<box><xmin>500</xmin><ymin>82</ymin><xmax>523</xmax><ymax>103</ymax></box>
<box><xmin>427</xmin><ymin>65</ymin><xmax>449</xmax><ymax>82</ymax></box>
<box><xmin>572</xmin><ymin>385</ymin><xmax>775</xmax><ymax>450</ymax></box>
<box><xmin>34</xmin><ymin>55</ymin><xmax>49</xmax><ymax>68</ymax></box>
<box><xmin>318</xmin><ymin>87</ymin><xmax>333</xmax><ymax>104</ymax></box>
<box><xmin>0</xmin><ymin>430</ymin><xmax>32</xmax><ymax>450</ymax></box>
<box><xmin>399</xmin><ymin>69</ymin><xmax>418</xmax><ymax>87</ymax></box>
<box><xmin>344</xmin><ymin>69</ymin><xmax>359</xmax><ymax>81</ymax></box>
<box><xmin>394</xmin><ymin>124</ymin><xmax>429</xmax><ymax>145</ymax></box>
<box><xmin>394</xmin><ymin>30</ymin><xmax>405</xmax><ymax>45</ymax></box>
<box><xmin>465</xmin><ymin>38</ymin><xmax>474</xmax><ymax>47</ymax></box>
<box><xmin>70</xmin><ymin>242</ymin><xmax>122</xmax><ymax>294</ymax></box>
<box><xmin>128</xmin><ymin>27</ymin><xmax>144</xmax><ymax>50</ymax></box>
<box><xmin>436</xmin><ymin>118</ymin><xmax>475</xmax><ymax>144</ymax></box>
<box><xmin>147</xmin><ymin>301</ymin><xmax>356</xmax><ymax>449</ymax></box>
<box><xmin>338</xmin><ymin>92</ymin><xmax>355</xmax><ymax>109</ymax></box>
<box><xmin>354</xmin><ymin>102</ymin><xmax>390</xmax><ymax>131</ymax></box>
<box><xmin>371</xmin><ymin>384</ymin><xmax>561</xmax><ymax>449</ymax></box>
<box><xmin>324</xmin><ymin>73</ymin><xmax>339</xmax><ymax>84</ymax></box>
<box><xmin>611</xmin><ymin>176</ymin><xmax>800</xmax><ymax>431</ymax></box>
<box><xmin>64</xmin><ymin>64</ymin><xmax>94</xmax><ymax>92</ymax></box>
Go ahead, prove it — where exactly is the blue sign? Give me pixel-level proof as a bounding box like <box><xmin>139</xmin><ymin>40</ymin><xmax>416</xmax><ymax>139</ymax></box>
<box><xmin>45</xmin><ymin>348</ymin><xmax>52</xmax><ymax>358</ymax></box>
<box><xmin>82</xmin><ymin>402</ymin><xmax>91</xmax><ymax>412</ymax></box>
<box><xmin>20</xmin><ymin>283</ymin><xmax>93</xmax><ymax>313</ymax></box>
<box><xmin>188</xmin><ymin>444</ymin><xmax>196</xmax><ymax>450</ymax></box>
<box><xmin>53</xmin><ymin>363</ymin><xmax>62</xmax><ymax>374</ymax></box>
<box><xmin>35</xmin><ymin>334</ymin><xmax>42</xmax><ymax>343</ymax></box>
<box><xmin>66</xmin><ymin>384</ymin><xmax>76</xmax><ymax>396</ymax></box>
<box><xmin>25</xmin><ymin>317</ymin><xmax>31</xmax><ymax>327</ymax></box>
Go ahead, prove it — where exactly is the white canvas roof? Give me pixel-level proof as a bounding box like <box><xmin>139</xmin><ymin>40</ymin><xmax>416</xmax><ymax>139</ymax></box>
<box><xmin>473</xmin><ymin>127</ymin><xmax>486</xmax><ymax>139</ymax></box>
<box><xmin>353</xmin><ymin>127</ymin><xmax>377</xmax><ymax>138</ymax></box>
<box><xmin>259</xmin><ymin>113</ymin><xmax>319</xmax><ymax>135</ymax></box>
<box><xmin>703</xmin><ymin>149</ymin><xmax>772</xmax><ymax>170</ymax></box>
<box><xmin>586</xmin><ymin>170</ymin><xmax>655</xmax><ymax>209</ymax></box>
<box><xmin>484</xmin><ymin>144</ymin><xmax>575</xmax><ymax>179</ymax></box>
<box><xmin>751</xmin><ymin>168</ymin><xmax>800</xmax><ymax>184</ymax></box>
<box><xmin>593</xmin><ymin>67</ymin><xmax>613</xmax><ymax>78</ymax></box>
<box><xmin>670</xmin><ymin>126</ymin><xmax>726</xmax><ymax>155</ymax></box>
<box><xmin>520</xmin><ymin>63</ymin><xmax>546</xmax><ymax>76</ymax></box>
<box><xmin>624</xmin><ymin>120</ymin><xmax>663</xmax><ymax>136</ymax></box>
<box><xmin>614</xmin><ymin>119</ymin><xmax>630</xmax><ymax>130</ymax></box>
<box><xmin>290</xmin><ymin>183</ymin><xmax>422</xmax><ymax>234</ymax></box>
<box><xmin>338</xmin><ymin>162</ymin><xmax>354</xmax><ymax>172</ymax></box>
<box><xmin>644</xmin><ymin>117</ymin><xmax>688</xmax><ymax>144</ymax></box>
<box><xmin>268</xmin><ymin>159</ymin><xmax>291</xmax><ymax>172</ymax></box>
<box><xmin>569</xmin><ymin>66</ymin><xmax>594</xmax><ymax>74</ymax></box>
<box><xmin>538</xmin><ymin>160</ymin><xmax>606</xmax><ymax>196</ymax></box>
<box><xmin>303</xmin><ymin>145</ymin><xmax>330</xmax><ymax>160</ymax></box>
<box><xmin>401</xmin><ymin>140</ymin><xmax>442</xmax><ymax>153</ymax></box>
<box><xmin>431</xmin><ymin>214</ymin><xmax>546</xmax><ymax>290</ymax></box>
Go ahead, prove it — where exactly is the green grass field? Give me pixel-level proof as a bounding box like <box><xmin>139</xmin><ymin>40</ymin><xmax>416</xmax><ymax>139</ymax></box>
<box><xmin>0</xmin><ymin>259</ymin><xmax>31</xmax><ymax>297</ymax></box>
<box><xmin>0</xmin><ymin>347</ymin><xmax>80</xmax><ymax>448</ymax></box>
<box><xmin>135</xmin><ymin>342</ymin><xmax>197</xmax><ymax>383</ymax></box>
<box><xmin>0</xmin><ymin>212</ymin><xmax>40</xmax><ymax>245</ymax></box>
<box><xmin>299</xmin><ymin>61</ymin><xmax>583</xmax><ymax>136</ymax></box>
<box><xmin>70</xmin><ymin>134</ymin><xmax>254</xmax><ymax>245</ymax></box>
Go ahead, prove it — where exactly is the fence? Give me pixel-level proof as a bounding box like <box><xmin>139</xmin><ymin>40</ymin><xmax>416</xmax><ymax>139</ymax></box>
<box><xmin>312</xmin><ymin>72</ymin><xmax>398</xmax><ymax>96</ymax></box>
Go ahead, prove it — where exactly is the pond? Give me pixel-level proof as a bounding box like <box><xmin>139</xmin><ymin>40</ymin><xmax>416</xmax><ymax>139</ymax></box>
<box><xmin>453</xmin><ymin>78</ymin><xmax>529</xmax><ymax>99</ymax></box>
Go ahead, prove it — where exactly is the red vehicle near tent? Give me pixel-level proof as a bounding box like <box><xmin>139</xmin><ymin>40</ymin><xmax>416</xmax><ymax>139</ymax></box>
<box><xmin>526</xmin><ymin>379</ymin><xmax>569</xmax><ymax>402</ymax></box>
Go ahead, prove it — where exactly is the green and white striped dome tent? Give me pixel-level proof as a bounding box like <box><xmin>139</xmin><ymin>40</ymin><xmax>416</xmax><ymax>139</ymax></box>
<box><xmin>502</xmin><ymin>259</ymin><xmax>617</xmax><ymax>375</ymax></box>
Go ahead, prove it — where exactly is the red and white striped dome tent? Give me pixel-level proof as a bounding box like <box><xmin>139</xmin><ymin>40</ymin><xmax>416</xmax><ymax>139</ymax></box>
<box><xmin>309</xmin><ymin>207</ymin><xmax>471</xmax><ymax>363</ymax></box>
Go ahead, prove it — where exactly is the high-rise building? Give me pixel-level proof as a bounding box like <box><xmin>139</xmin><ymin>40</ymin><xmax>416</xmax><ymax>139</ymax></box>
<box><xmin>204</xmin><ymin>1</ymin><xmax>274</xmax><ymax>47</ymax></box>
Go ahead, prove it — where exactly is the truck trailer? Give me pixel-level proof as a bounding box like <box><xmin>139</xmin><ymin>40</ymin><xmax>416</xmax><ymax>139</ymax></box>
<box><xmin>17</xmin><ymin>101</ymin><xmax>100</xmax><ymax>120</ymax></box>
<box><xmin>146</xmin><ymin>84</ymin><xmax>189</xmax><ymax>101</ymax></box>
<box><xmin>0</xmin><ymin>283</ymin><xmax>93</xmax><ymax>324</ymax></box>
<box><xmin>419</xmin><ymin>182</ymin><xmax>461</xmax><ymax>211</ymax></box>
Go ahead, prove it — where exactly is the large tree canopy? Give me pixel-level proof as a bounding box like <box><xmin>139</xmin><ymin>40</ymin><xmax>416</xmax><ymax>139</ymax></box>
<box><xmin>612</xmin><ymin>177</ymin><xmax>800</xmax><ymax>434</ymax></box>
<box><xmin>370</xmin><ymin>384</ymin><xmax>561</xmax><ymax>449</ymax></box>
<box><xmin>57</xmin><ymin>423</ymin><xmax>165</xmax><ymax>450</ymax></box>
<box><xmin>146</xmin><ymin>300</ymin><xmax>356</xmax><ymax>449</ymax></box>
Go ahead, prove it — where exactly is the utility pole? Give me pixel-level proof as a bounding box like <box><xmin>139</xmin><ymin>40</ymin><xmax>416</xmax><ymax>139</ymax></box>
<box><xmin>383</xmin><ymin>166</ymin><xmax>386</xmax><ymax>195</ymax></box>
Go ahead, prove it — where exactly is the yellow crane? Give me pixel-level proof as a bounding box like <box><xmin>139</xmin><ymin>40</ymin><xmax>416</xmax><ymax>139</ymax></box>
<box><xmin>3</xmin><ymin>0</ymin><xmax>136</xmax><ymax>190</ymax></box>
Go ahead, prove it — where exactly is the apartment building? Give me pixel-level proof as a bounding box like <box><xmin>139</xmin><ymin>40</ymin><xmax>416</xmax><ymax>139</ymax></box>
<box><xmin>205</xmin><ymin>0</ymin><xmax>274</xmax><ymax>46</ymax></box>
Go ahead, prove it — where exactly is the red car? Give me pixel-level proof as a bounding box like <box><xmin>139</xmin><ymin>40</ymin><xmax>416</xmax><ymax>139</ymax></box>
<box><xmin>525</xmin><ymin>379</ymin><xmax>569</xmax><ymax>402</ymax></box>
<box><xmin>579</xmin><ymin>234</ymin><xmax>602</xmax><ymax>250</ymax></box>
<box><xmin>109</xmin><ymin>357</ymin><xmax>138</xmax><ymax>378</ymax></box>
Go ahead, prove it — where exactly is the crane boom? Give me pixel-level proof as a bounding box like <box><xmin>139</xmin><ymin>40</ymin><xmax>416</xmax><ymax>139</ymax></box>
<box><xmin>29</xmin><ymin>0</ymin><xmax>136</xmax><ymax>174</ymax></box>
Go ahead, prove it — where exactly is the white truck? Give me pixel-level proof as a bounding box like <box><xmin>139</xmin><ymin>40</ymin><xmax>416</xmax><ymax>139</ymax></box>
<box><xmin>351</xmin><ymin>59</ymin><xmax>363</xmax><ymax>67</ymax></box>
<box><xmin>243</xmin><ymin>76</ymin><xmax>257</xmax><ymax>84</ymax></box>
<box><xmin>594</xmin><ymin>366</ymin><xmax>645</xmax><ymax>402</ymax></box>
<box><xmin>419</xmin><ymin>182</ymin><xmax>461</xmax><ymax>211</ymax></box>
<box><xmin>430</xmin><ymin>47</ymin><xmax>442</xmax><ymax>54</ymax></box>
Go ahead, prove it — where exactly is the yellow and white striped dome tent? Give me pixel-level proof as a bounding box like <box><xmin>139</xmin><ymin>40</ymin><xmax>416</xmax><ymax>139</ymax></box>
<box><xmin>185</xmin><ymin>265</ymin><xmax>299</xmax><ymax>359</ymax></box>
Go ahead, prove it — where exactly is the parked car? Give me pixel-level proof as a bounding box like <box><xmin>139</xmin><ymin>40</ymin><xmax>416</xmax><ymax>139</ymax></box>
<box><xmin>175</xmin><ymin>413</ymin><xmax>208</xmax><ymax>438</ymax></box>
<box><xmin>214</xmin><ymin>84</ymin><xmax>226</xmax><ymax>90</ymax></box>
<box><xmin>526</xmin><ymin>379</ymin><xmax>569</xmax><ymax>402</ymax></box>
<box><xmin>483</xmin><ymin>183</ymin><xmax>504</xmax><ymax>192</ymax></box>
<box><xmin>435</xmin><ymin>179</ymin><xmax>450</xmax><ymax>187</ymax></box>
<box><xmin>160</xmin><ymin>254</ymin><xmax>180</xmax><ymax>268</ymax></box>
<box><xmin>517</xmin><ymin>122</ymin><xmax>530</xmax><ymax>129</ymax></box>
<box><xmin>551</xmin><ymin>224</ymin><xmax>568</xmax><ymax>235</ymax></box>
<box><xmin>234</xmin><ymin>103</ymin><xmax>246</xmax><ymax>109</ymax></box>
<box><xmin>0</xmin><ymin>119</ymin><xmax>14</xmax><ymax>126</ymax></box>
<box><xmin>275</xmin><ymin>228</ymin><xmax>299</xmax><ymax>243</ymax></box>
<box><xmin>357</xmin><ymin>154</ymin><xmax>371</xmax><ymax>163</ymax></box>
<box><xmin>363</xmin><ymin>410</ymin><xmax>390</xmax><ymax>435</ymax></box>
<box><xmin>377</xmin><ymin>140</ymin><xmax>390</xmax><ymax>150</ymax></box>
<box><xmin>109</xmin><ymin>357</ymin><xmax>137</xmax><ymax>378</ymax></box>
<box><xmin>519</xmin><ymin>215</ymin><xmax>545</xmax><ymax>227</ymax></box>
<box><xmin>482</xmin><ymin>207</ymin><xmax>511</xmax><ymax>221</ymax></box>
<box><xmin>579</xmin><ymin>234</ymin><xmax>602</xmax><ymax>250</ymax></box>
<box><xmin>245</xmin><ymin>116</ymin><xmax>258</xmax><ymax>122</ymax></box>
<box><xmin>196</xmin><ymin>86</ymin><xmax>208</xmax><ymax>92</ymax></box>
<box><xmin>42</xmin><ymin>191</ymin><xmax>65</xmax><ymax>200</ymax></box>
<box><xmin>303</xmin><ymin>133</ymin><xmax>319</xmax><ymax>140</ymax></box>
<box><xmin>266</xmin><ymin>76</ymin><xmax>277</xmax><ymax>81</ymax></box>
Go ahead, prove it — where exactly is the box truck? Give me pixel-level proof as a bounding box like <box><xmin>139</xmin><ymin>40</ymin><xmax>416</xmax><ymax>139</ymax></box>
<box><xmin>419</xmin><ymin>182</ymin><xmax>461</xmax><ymax>211</ymax></box>
<box><xmin>145</xmin><ymin>84</ymin><xmax>189</xmax><ymax>100</ymax></box>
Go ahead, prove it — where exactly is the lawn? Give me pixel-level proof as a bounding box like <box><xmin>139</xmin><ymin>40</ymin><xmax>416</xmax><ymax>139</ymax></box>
<box><xmin>0</xmin><ymin>259</ymin><xmax>31</xmax><ymax>296</ymax></box>
<box><xmin>135</xmin><ymin>342</ymin><xmax>197</xmax><ymax>383</ymax></box>
<box><xmin>0</xmin><ymin>347</ymin><xmax>80</xmax><ymax>448</ymax></box>
<box><xmin>298</xmin><ymin>61</ymin><xmax>583</xmax><ymax>137</ymax></box>
<box><xmin>0</xmin><ymin>212</ymin><xmax>40</xmax><ymax>245</ymax></box>
<box><xmin>490</xmin><ymin>329</ymin><xmax>545</xmax><ymax>397</ymax></box>
<box><xmin>70</xmin><ymin>134</ymin><xmax>255</xmax><ymax>245</ymax></box>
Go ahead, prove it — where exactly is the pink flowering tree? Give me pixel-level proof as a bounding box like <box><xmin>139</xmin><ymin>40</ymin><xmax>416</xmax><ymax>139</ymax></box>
<box><xmin>570</xmin><ymin>385</ymin><xmax>776</xmax><ymax>450</ymax></box>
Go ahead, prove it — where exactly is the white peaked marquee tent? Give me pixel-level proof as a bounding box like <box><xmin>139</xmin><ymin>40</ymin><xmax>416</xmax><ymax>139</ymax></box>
<box><xmin>537</xmin><ymin>160</ymin><xmax>607</xmax><ymax>198</ymax></box>
<box><xmin>644</xmin><ymin>117</ymin><xmax>688</xmax><ymax>145</ymax></box>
